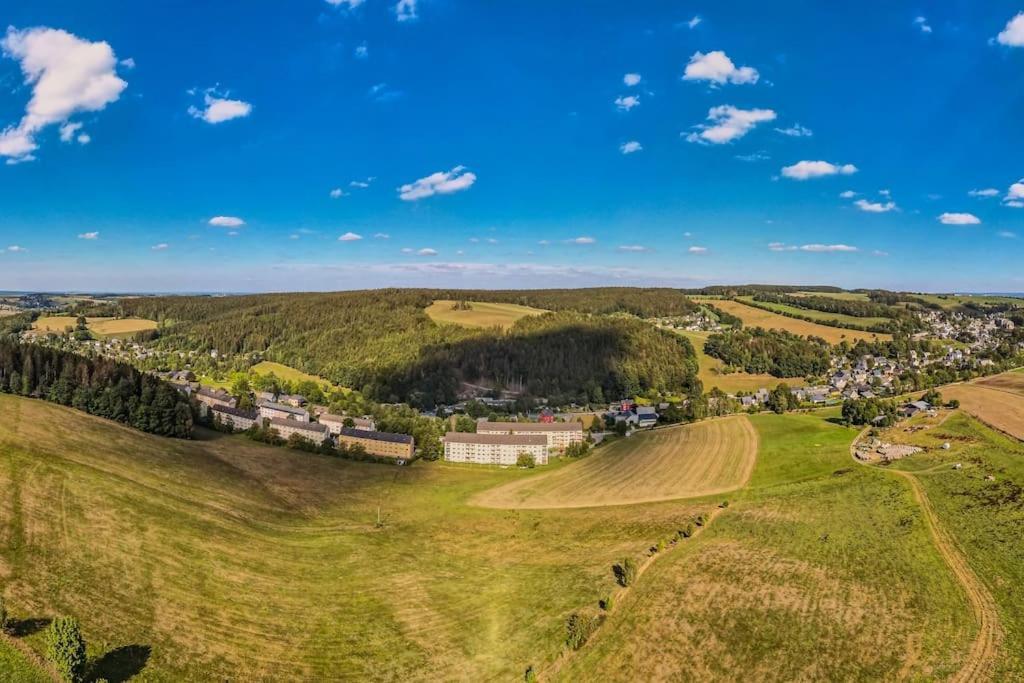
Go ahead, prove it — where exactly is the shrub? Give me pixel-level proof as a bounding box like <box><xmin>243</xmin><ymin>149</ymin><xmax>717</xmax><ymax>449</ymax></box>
<box><xmin>565</xmin><ymin>613</ymin><xmax>602</xmax><ymax>650</ymax></box>
<box><xmin>600</xmin><ymin>594</ymin><xmax>615</xmax><ymax>611</ymax></box>
<box><xmin>656</xmin><ymin>539</ymin><xmax>666</xmax><ymax>553</ymax></box>
<box><xmin>46</xmin><ymin>617</ymin><xmax>87</xmax><ymax>683</ymax></box>
<box><xmin>719</xmin><ymin>500</ymin><xmax>729</xmax><ymax>509</ymax></box>
<box><xmin>614</xmin><ymin>557</ymin><xmax>638</xmax><ymax>587</ymax></box>
<box><xmin>695</xmin><ymin>515</ymin><xmax>705</xmax><ymax>527</ymax></box>
<box><xmin>516</xmin><ymin>452</ymin><xmax>536</xmax><ymax>468</ymax></box>
<box><xmin>681</xmin><ymin>523</ymin><xmax>694</xmax><ymax>538</ymax></box>
<box><xmin>0</xmin><ymin>595</ymin><xmax>7</xmax><ymax>632</ymax></box>
<box><xmin>524</xmin><ymin>666</ymin><xmax>537</xmax><ymax>682</ymax></box>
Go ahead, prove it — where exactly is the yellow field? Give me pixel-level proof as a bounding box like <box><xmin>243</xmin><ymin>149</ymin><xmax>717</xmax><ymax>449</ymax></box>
<box><xmin>678</xmin><ymin>330</ymin><xmax>806</xmax><ymax>393</ymax></box>
<box><xmin>943</xmin><ymin>380</ymin><xmax>1024</xmax><ymax>441</ymax></box>
<box><xmin>251</xmin><ymin>361</ymin><xmax>330</xmax><ymax>387</ymax></box>
<box><xmin>425</xmin><ymin>300</ymin><xmax>548</xmax><ymax>329</ymax></box>
<box><xmin>473</xmin><ymin>416</ymin><xmax>759</xmax><ymax>509</ymax></box>
<box><xmin>32</xmin><ymin>316</ymin><xmax>156</xmax><ymax>338</ymax></box>
<box><xmin>695</xmin><ymin>299</ymin><xmax>890</xmax><ymax>344</ymax></box>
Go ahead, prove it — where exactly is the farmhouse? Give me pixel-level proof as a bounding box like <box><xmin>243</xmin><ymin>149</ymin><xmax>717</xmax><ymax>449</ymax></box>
<box><xmin>443</xmin><ymin>432</ymin><xmax>549</xmax><ymax>466</ymax></box>
<box><xmin>211</xmin><ymin>405</ymin><xmax>258</xmax><ymax>432</ymax></box>
<box><xmin>268</xmin><ymin>417</ymin><xmax>329</xmax><ymax>445</ymax></box>
<box><xmin>318</xmin><ymin>413</ymin><xmax>377</xmax><ymax>435</ymax></box>
<box><xmin>258</xmin><ymin>400</ymin><xmax>310</xmax><ymax>423</ymax></box>
<box><xmin>476</xmin><ymin>420</ymin><xmax>584</xmax><ymax>450</ymax></box>
<box><xmin>336</xmin><ymin>428</ymin><xmax>414</xmax><ymax>460</ymax></box>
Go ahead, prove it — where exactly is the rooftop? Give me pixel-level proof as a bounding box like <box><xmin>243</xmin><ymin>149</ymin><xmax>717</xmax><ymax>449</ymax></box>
<box><xmin>269</xmin><ymin>417</ymin><xmax>327</xmax><ymax>433</ymax></box>
<box><xmin>477</xmin><ymin>421</ymin><xmax>583</xmax><ymax>433</ymax></box>
<box><xmin>444</xmin><ymin>432</ymin><xmax>548</xmax><ymax>446</ymax></box>
<box><xmin>338</xmin><ymin>427</ymin><xmax>414</xmax><ymax>445</ymax></box>
<box><xmin>260</xmin><ymin>401</ymin><xmax>309</xmax><ymax>416</ymax></box>
<box><xmin>211</xmin><ymin>405</ymin><xmax>258</xmax><ymax>420</ymax></box>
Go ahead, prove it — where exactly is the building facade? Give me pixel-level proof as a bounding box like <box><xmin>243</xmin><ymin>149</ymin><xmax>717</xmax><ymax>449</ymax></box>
<box><xmin>336</xmin><ymin>428</ymin><xmax>414</xmax><ymax>459</ymax></box>
<box><xmin>258</xmin><ymin>401</ymin><xmax>310</xmax><ymax>423</ymax></box>
<box><xmin>443</xmin><ymin>432</ymin><xmax>549</xmax><ymax>466</ymax></box>
<box><xmin>268</xmin><ymin>417</ymin><xmax>329</xmax><ymax>445</ymax></box>
<box><xmin>211</xmin><ymin>405</ymin><xmax>258</xmax><ymax>432</ymax></box>
<box><xmin>475</xmin><ymin>421</ymin><xmax>584</xmax><ymax>450</ymax></box>
<box><xmin>318</xmin><ymin>414</ymin><xmax>377</xmax><ymax>435</ymax></box>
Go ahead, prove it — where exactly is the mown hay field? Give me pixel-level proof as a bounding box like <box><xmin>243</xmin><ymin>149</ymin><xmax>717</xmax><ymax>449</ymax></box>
<box><xmin>943</xmin><ymin>380</ymin><xmax>1024</xmax><ymax>441</ymax></box>
<box><xmin>559</xmin><ymin>412</ymin><xmax>977</xmax><ymax>681</ymax></box>
<box><xmin>425</xmin><ymin>299</ymin><xmax>548</xmax><ymax>329</ymax></box>
<box><xmin>474</xmin><ymin>416</ymin><xmax>759</xmax><ymax>509</ymax></box>
<box><xmin>678</xmin><ymin>330</ymin><xmax>806</xmax><ymax>394</ymax></box>
<box><xmin>32</xmin><ymin>316</ymin><xmax>157</xmax><ymax>338</ymax></box>
<box><xmin>695</xmin><ymin>298</ymin><xmax>890</xmax><ymax>343</ymax></box>
<box><xmin>736</xmin><ymin>295</ymin><xmax>892</xmax><ymax>329</ymax></box>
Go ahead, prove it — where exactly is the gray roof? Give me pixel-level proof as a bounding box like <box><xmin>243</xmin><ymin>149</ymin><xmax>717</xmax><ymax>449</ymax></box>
<box><xmin>444</xmin><ymin>432</ymin><xmax>548</xmax><ymax>446</ymax></box>
<box><xmin>269</xmin><ymin>417</ymin><xmax>327</xmax><ymax>433</ymax></box>
<box><xmin>339</xmin><ymin>427</ymin><xmax>413</xmax><ymax>445</ymax></box>
<box><xmin>477</xmin><ymin>421</ymin><xmax>583</xmax><ymax>433</ymax></box>
<box><xmin>260</xmin><ymin>401</ymin><xmax>308</xmax><ymax>416</ymax></box>
<box><xmin>211</xmin><ymin>405</ymin><xmax>258</xmax><ymax>420</ymax></box>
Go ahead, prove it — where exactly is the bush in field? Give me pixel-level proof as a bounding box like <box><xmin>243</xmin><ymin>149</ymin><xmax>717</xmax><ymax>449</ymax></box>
<box><xmin>46</xmin><ymin>617</ymin><xmax>87</xmax><ymax>683</ymax></box>
<box><xmin>719</xmin><ymin>500</ymin><xmax>730</xmax><ymax>509</ymax></box>
<box><xmin>524</xmin><ymin>666</ymin><xmax>537</xmax><ymax>682</ymax></box>
<box><xmin>565</xmin><ymin>613</ymin><xmax>602</xmax><ymax>650</ymax></box>
<box><xmin>695</xmin><ymin>515</ymin><xmax>705</xmax><ymax>527</ymax></box>
<box><xmin>0</xmin><ymin>595</ymin><xmax>7</xmax><ymax>632</ymax></box>
<box><xmin>614</xmin><ymin>557</ymin><xmax>638</xmax><ymax>587</ymax></box>
<box><xmin>516</xmin><ymin>452</ymin><xmax>536</xmax><ymax>468</ymax></box>
<box><xmin>600</xmin><ymin>594</ymin><xmax>615</xmax><ymax>611</ymax></box>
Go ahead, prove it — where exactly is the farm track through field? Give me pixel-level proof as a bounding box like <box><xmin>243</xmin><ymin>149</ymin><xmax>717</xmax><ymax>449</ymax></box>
<box><xmin>850</xmin><ymin>429</ymin><xmax>1003</xmax><ymax>681</ymax></box>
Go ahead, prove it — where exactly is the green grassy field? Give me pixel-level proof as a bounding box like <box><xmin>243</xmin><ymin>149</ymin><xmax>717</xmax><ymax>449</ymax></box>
<box><xmin>692</xmin><ymin>298</ymin><xmax>890</xmax><ymax>343</ymax></box>
<box><xmin>678</xmin><ymin>330</ymin><xmax>806</xmax><ymax>393</ymax></box>
<box><xmin>32</xmin><ymin>316</ymin><xmax>157</xmax><ymax>339</ymax></box>
<box><xmin>793</xmin><ymin>291</ymin><xmax>871</xmax><ymax>301</ymax></box>
<box><xmin>0</xmin><ymin>640</ymin><xmax>49</xmax><ymax>683</ymax></box>
<box><xmin>737</xmin><ymin>295</ymin><xmax>892</xmax><ymax>329</ymax></box>
<box><xmin>424</xmin><ymin>299</ymin><xmax>548</xmax><ymax>329</ymax></box>
<box><xmin>250</xmin><ymin>360</ymin><xmax>347</xmax><ymax>389</ymax></box>
<box><xmin>913</xmin><ymin>294</ymin><xmax>1024</xmax><ymax>309</ymax></box>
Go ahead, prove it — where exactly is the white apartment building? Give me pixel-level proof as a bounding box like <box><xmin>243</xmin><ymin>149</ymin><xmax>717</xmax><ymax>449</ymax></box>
<box><xmin>211</xmin><ymin>405</ymin><xmax>258</xmax><ymax>432</ymax></box>
<box><xmin>475</xmin><ymin>421</ymin><xmax>584</xmax><ymax>450</ymax></box>
<box><xmin>258</xmin><ymin>401</ymin><xmax>310</xmax><ymax>423</ymax></box>
<box><xmin>443</xmin><ymin>432</ymin><xmax>549</xmax><ymax>466</ymax></box>
<box><xmin>268</xmin><ymin>417</ymin><xmax>329</xmax><ymax>445</ymax></box>
<box><xmin>317</xmin><ymin>413</ymin><xmax>376</xmax><ymax>435</ymax></box>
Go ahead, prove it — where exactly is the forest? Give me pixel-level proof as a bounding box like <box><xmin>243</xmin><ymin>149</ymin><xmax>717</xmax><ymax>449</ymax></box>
<box><xmin>116</xmin><ymin>290</ymin><xmax>701</xmax><ymax>405</ymax></box>
<box><xmin>0</xmin><ymin>339</ymin><xmax>194</xmax><ymax>438</ymax></box>
<box><xmin>751</xmin><ymin>292</ymin><xmax>895</xmax><ymax>319</ymax></box>
<box><xmin>703</xmin><ymin>328</ymin><xmax>832</xmax><ymax>378</ymax></box>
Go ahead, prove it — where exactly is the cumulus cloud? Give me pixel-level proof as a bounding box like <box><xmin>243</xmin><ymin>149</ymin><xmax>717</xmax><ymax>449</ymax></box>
<box><xmin>77</xmin><ymin>231</ymin><xmax>99</xmax><ymax>240</ymax></box>
<box><xmin>208</xmin><ymin>216</ymin><xmax>245</xmax><ymax>228</ymax></box>
<box><xmin>968</xmin><ymin>188</ymin><xmax>999</xmax><ymax>197</ymax></box>
<box><xmin>398</xmin><ymin>166</ymin><xmax>476</xmax><ymax>200</ymax></box>
<box><xmin>330</xmin><ymin>188</ymin><xmax>344</xmax><ymax>199</ymax></box>
<box><xmin>996</xmin><ymin>12</ymin><xmax>1024</xmax><ymax>46</ymax></box>
<box><xmin>623</xmin><ymin>73</ymin><xmax>641</xmax><ymax>87</ymax></box>
<box><xmin>781</xmin><ymin>160</ymin><xmax>858</xmax><ymax>180</ymax></box>
<box><xmin>570</xmin><ymin>236</ymin><xmax>596</xmax><ymax>245</ymax></box>
<box><xmin>688</xmin><ymin>246</ymin><xmax>708</xmax><ymax>254</ymax></box>
<box><xmin>775</xmin><ymin>123</ymin><xmax>813</xmax><ymax>137</ymax></box>
<box><xmin>151</xmin><ymin>243</ymin><xmax>169</xmax><ymax>251</ymax></box>
<box><xmin>620</xmin><ymin>140</ymin><xmax>642</xmax><ymax>154</ymax></box>
<box><xmin>395</xmin><ymin>0</ymin><xmax>418</xmax><ymax>22</ymax></box>
<box><xmin>614</xmin><ymin>95</ymin><xmax>640</xmax><ymax>111</ymax></box>
<box><xmin>7</xmin><ymin>245</ymin><xmax>28</xmax><ymax>252</ymax></box>
<box><xmin>938</xmin><ymin>212</ymin><xmax>981</xmax><ymax>225</ymax></box>
<box><xmin>188</xmin><ymin>89</ymin><xmax>252</xmax><ymax>124</ymax></box>
<box><xmin>1004</xmin><ymin>180</ymin><xmax>1024</xmax><ymax>207</ymax></box>
<box><xmin>617</xmin><ymin>245</ymin><xmax>650</xmax><ymax>252</ymax></box>
<box><xmin>914</xmin><ymin>16</ymin><xmax>932</xmax><ymax>34</ymax></box>
<box><xmin>769</xmin><ymin>242</ymin><xmax>858</xmax><ymax>252</ymax></box>
<box><xmin>0</xmin><ymin>26</ymin><xmax>127</xmax><ymax>163</ymax></box>
<box><xmin>686</xmin><ymin>105</ymin><xmax>776</xmax><ymax>145</ymax></box>
<box><xmin>854</xmin><ymin>199</ymin><xmax>897</xmax><ymax>213</ymax></box>
<box><xmin>417</xmin><ymin>247</ymin><xmax>437</xmax><ymax>256</ymax></box>
<box><xmin>338</xmin><ymin>232</ymin><xmax>363</xmax><ymax>241</ymax></box>
<box><xmin>326</xmin><ymin>0</ymin><xmax>365</xmax><ymax>7</ymax></box>
<box><xmin>374</xmin><ymin>232</ymin><xmax>390</xmax><ymax>239</ymax></box>
<box><xmin>683</xmin><ymin>50</ymin><xmax>759</xmax><ymax>86</ymax></box>
<box><xmin>839</xmin><ymin>190</ymin><xmax>858</xmax><ymax>199</ymax></box>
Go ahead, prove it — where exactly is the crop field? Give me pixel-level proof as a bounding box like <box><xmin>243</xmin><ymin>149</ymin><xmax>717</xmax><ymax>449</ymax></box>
<box><xmin>737</xmin><ymin>295</ymin><xmax>892</xmax><ymax>329</ymax></box>
<box><xmin>913</xmin><ymin>294</ymin><xmax>1024</xmax><ymax>310</ymax></box>
<box><xmin>424</xmin><ymin>299</ymin><xmax>548</xmax><ymax>329</ymax></box>
<box><xmin>250</xmin><ymin>360</ymin><xmax>347</xmax><ymax>390</ymax></box>
<box><xmin>975</xmin><ymin>370</ymin><xmax>1024</xmax><ymax>398</ymax></box>
<box><xmin>474</xmin><ymin>416</ymin><xmax>759</xmax><ymax>509</ymax></box>
<box><xmin>32</xmin><ymin>316</ymin><xmax>157</xmax><ymax>338</ymax></box>
<box><xmin>676</xmin><ymin>330</ymin><xmax>806</xmax><ymax>393</ymax></box>
<box><xmin>0</xmin><ymin>394</ymin><xmax>703</xmax><ymax>681</ymax></box>
<box><xmin>559</xmin><ymin>412</ymin><xmax>978</xmax><ymax>681</ymax></box>
<box><xmin>942</xmin><ymin>380</ymin><xmax>1024</xmax><ymax>441</ymax></box>
<box><xmin>793</xmin><ymin>291</ymin><xmax>870</xmax><ymax>301</ymax></box>
<box><xmin>693</xmin><ymin>298</ymin><xmax>890</xmax><ymax>343</ymax></box>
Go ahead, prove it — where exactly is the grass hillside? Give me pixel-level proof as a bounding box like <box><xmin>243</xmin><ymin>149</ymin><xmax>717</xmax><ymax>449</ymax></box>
<box><xmin>425</xmin><ymin>299</ymin><xmax>548</xmax><ymax>329</ymax></box>
<box><xmin>677</xmin><ymin>330</ymin><xmax>806</xmax><ymax>393</ymax></box>
<box><xmin>694</xmin><ymin>298</ymin><xmax>889</xmax><ymax>343</ymax></box>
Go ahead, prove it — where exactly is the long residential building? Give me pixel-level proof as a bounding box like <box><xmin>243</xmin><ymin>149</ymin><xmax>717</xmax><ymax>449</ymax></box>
<box><xmin>318</xmin><ymin>413</ymin><xmax>376</xmax><ymax>435</ymax></box>
<box><xmin>259</xmin><ymin>401</ymin><xmax>310</xmax><ymax>423</ymax></box>
<box><xmin>475</xmin><ymin>420</ymin><xmax>584</xmax><ymax>450</ymax></box>
<box><xmin>268</xmin><ymin>417</ymin><xmax>329</xmax><ymax>445</ymax></box>
<box><xmin>195</xmin><ymin>386</ymin><xmax>236</xmax><ymax>412</ymax></box>
<box><xmin>211</xmin><ymin>405</ymin><xmax>259</xmax><ymax>432</ymax></box>
<box><xmin>443</xmin><ymin>432</ymin><xmax>549</xmax><ymax>466</ymax></box>
<box><xmin>337</xmin><ymin>428</ymin><xmax>414</xmax><ymax>460</ymax></box>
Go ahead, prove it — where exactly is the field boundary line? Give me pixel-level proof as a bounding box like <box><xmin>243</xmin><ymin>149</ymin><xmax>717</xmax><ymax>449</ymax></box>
<box><xmin>850</xmin><ymin>430</ymin><xmax>1003</xmax><ymax>681</ymax></box>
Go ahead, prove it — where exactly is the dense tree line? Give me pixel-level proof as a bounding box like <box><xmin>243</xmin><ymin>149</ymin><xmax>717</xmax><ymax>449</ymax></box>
<box><xmin>701</xmin><ymin>303</ymin><xmax>743</xmax><ymax>328</ymax></box>
<box><xmin>841</xmin><ymin>397</ymin><xmax>899</xmax><ymax>426</ymax></box>
<box><xmin>704</xmin><ymin>328</ymin><xmax>831</xmax><ymax>377</ymax></box>
<box><xmin>0</xmin><ymin>340</ymin><xmax>193</xmax><ymax>438</ymax></box>
<box><xmin>682</xmin><ymin>285</ymin><xmax>844</xmax><ymax>296</ymax></box>
<box><xmin>752</xmin><ymin>292</ymin><xmax>895</xmax><ymax>320</ymax></box>
<box><xmin>430</xmin><ymin>287</ymin><xmax>700</xmax><ymax>317</ymax></box>
<box><xmin>118</xmin><ymin>291</ymin><xmax>700</xmax><ymax>406</ymax></box>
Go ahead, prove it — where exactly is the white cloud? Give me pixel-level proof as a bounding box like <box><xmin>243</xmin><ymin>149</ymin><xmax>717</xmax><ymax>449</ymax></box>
<box><xmin>188</xmin><ymin>90</ymin><xmax>252</xmax><ymax>124</ymax></box>
<box><xmin>398</xmin><ymin>166</ymin><xmax>476</xmax><ymax>200</ymax></box>
<box><xmin>781</xmin><ymin>160</ymin><xmax>858</xmax><ymax>180</ymax></box>
<box><xmin>227</xmin><ymin>231</ymin><xmax>239</xmax><ymax>237</ymax></box>
<box><xmin>735</xmin><ymin>151</ymin><xmax>769</xmax><ymax>162</ymax></box>
<box><xmin>208</xmin><ymin>216</ymin><xmax>245</xmax><ymax>228</ymax></box>
<box><xmin>354</xmin><ymin>42</ymin><xmax>368</xmax><ymax>59</ymax></box>
<box><xmin>687</xmin><ymin>16</ymin><xmax>702</xmax><ymax>29</ymax></box>
<box><xmin>326</xmin><ymin>0</ymin><xmax>365</xmax><ymax>7</ymax></box>
<box><xmin>486</xmin><ymin>237</ymin><xmax>498</xmax><ymax>244</ymax></box>
<box><xmin>0</xmin><ymin>26</ymin><xmax>127</xmax><ymax>163</ymax></box>
<box><xmin>839</xmin><ymin>190</ymin><xmax>858</xmax><ymax>199</ymax></box>
<box><xmin>620</xmin><ymin>140</ymin><xmax>642</xmax><ymax>154</ymax></box>
<box><xmin>769</xmin><ymin>242</ymin><xmax>858</xmax><ymax>252</ymax></box>
<box><xmin>688</xmin><ymin>246</ymin><xmax>708</xmax><ymax>254</ymax></box>
<box><xmin>686</xmin><ymin>105</ymin><xmax>776</xmax><ymax>145</ymax></box>
<box><xmin>330</xmin><ymin>188</ymin><xmax>344</xmax><ymax>199</ymax></box>
<box><xmin>338</xmin><ymin>232</ymin><xmax>363</xmax><ymax>241</ymax></box>
<box><xmin>872</xmin><ymin>250</ymin><xmax>890</xmax><ymax>257</ymax></box>
<box><xmin>996</xmin><ymin>12</ymin><xmax>1024</xmax><ymax>46</ymax></box>
<box><xmin>417</xmin><ymin>247</ymin><xmax>437</xmax><ymax>256</ymax></box>
<box><xmin>119</xmin><ymin>57</ymin><xmax>135</xmax><ymax>69</ymax></box>
<box><xmin>570</xmin><ymin>236</ymin><xmax>595</xmax><ymax>245</ymax></box>
<box><xmin>623</xmin><ymin>73</ymin><xmax>641</xmax><ymax>87</ymax></box>
<box><xmin>614</xmin><ymin>95</ymin><xmax>640</xmax><ymax>111</ymax></box>
<box><xmin>938</xmin><ymin>212</ymin><xmax>981</xmax><ymax>225</ymax></box>
<box><xmin>998</xmin><ymin>230</ymin><xmax>1017</xmax><ymax>238</ymax></box>
<box><xmin>6</xmin><ymin>245</ymin><xmax>28</xmax><ymax>252</ymax></box>
<box><xmin>914</xmin><ymin>16</ymin><xmax>933</xmax><ymax>34</ymax></box>
<box><xmin>854</xmin><ymin>199</ymin><xmax>897</xmax><ymax>213</ymax></box>
<box><xmin>400</xmin><ymin>247</ymin><xmax>414</xmax><ymax>253</ymax></box>
<box><xmin>617</xmin><ymin>245</ymin><xmax>650</xmax><ymax>252</ymax></box>
<box><xmin>77</xmin><ymin>231</ymin><xmax>99</xmax><ymax>240</ymax></box>
<box><xmin>1004</xmin><ymin>180</ymin><xmax>1024</xmax><ymax>207</ymax></box>
<box><xmin>683</xmin><ymin>50</ymin><xmax>759</xmax><ymax>86</ymax></box>
<box><xmin>151</xmin><ymin>243</ymin><xmax>169</xmax><ymax>251</ymax></box>
<box><xmin>775</xmin><ymin>123</ymin><xmax>813</xmax><ymax>137</ymax></box>
<box><xmin>76</xmin><ymin>132</ymin><xmax>90</xmax><ymax>144</ymax></box>
<box><xmin>395</xmin><ymin>0</ymin><xmax>418</xmax><ymax>22</ymax></box>
<box><xmin>59</xmin><ymin>121</ymin><xmax>82</xmax><ymax>142</ymax></box>
<box><xmin>350</xmin><ymin>178</ymin><xmax>372</xmax><ymax>188</ymax></box>
<box><xmin>374</xmin><ymin>232</ymin><xmax>390</xmax><ymax>239</ymax></box>
<box><xmin>968</xmin><ymin>188</ymin><xmax>999</xmax><ymax>197</ymax></box>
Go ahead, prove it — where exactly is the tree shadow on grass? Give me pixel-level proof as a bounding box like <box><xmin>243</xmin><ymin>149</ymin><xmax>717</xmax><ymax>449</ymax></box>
<box><xmin>89</xmin><ymin>644</ymin><xmax>151</xmax><ymax>683</ymax></box>
<box><xmin>8</xmin><ymin>617</ymin><xmax>50</xmax><ymax>637</ymax></box>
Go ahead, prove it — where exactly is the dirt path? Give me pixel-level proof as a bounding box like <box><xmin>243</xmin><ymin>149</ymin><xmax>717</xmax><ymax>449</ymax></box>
<box><xmin>850</xmin><ymin>429</ymin><xmax>1003</xmax><ymax>681</ymax></box>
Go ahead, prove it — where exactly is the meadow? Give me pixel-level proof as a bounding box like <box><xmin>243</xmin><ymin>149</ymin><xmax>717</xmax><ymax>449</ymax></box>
<box><xmin>424</xmin><ymin>299</ymin><xmax>548</xmax><ymax>329</ymax></box>
<box><xmin>473</xmin><ymin>416</ymin><xmax>759</xmax><ymax>509</ymax></box>
<box><xmin>250</xmin><ymin>360</ymin><xmax>346</xmax><ymax>390</ymax></box>
<box><xmin>32</xmin><ymin>316</ymin><xmax>157</xmax><ymax>339</ymax></box>
<box><xmin>677</xmin><ymin>330</ymin><xmax>806</xmax><ymax>393</ymax></box>
<box><xmin>692</xmin><ymin>298</ymin><xmax>889</xmax><ymax>343</ymax></box>
<box><xmin>736</xmin><ymin>295</ymin><xmax>893</xmax><ymax>330</ymax></box>
<box><xmin>943</xmin><ymin>379</ymin><xmax>1024</xmax><ymax>441</ymax></box>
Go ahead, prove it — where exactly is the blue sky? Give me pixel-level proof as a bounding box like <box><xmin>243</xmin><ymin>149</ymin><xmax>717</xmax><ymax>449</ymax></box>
<box><xmin>1</xmin><ymin>1</ymin><xmax>1023</xmax><ymax>293</ymax></box>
